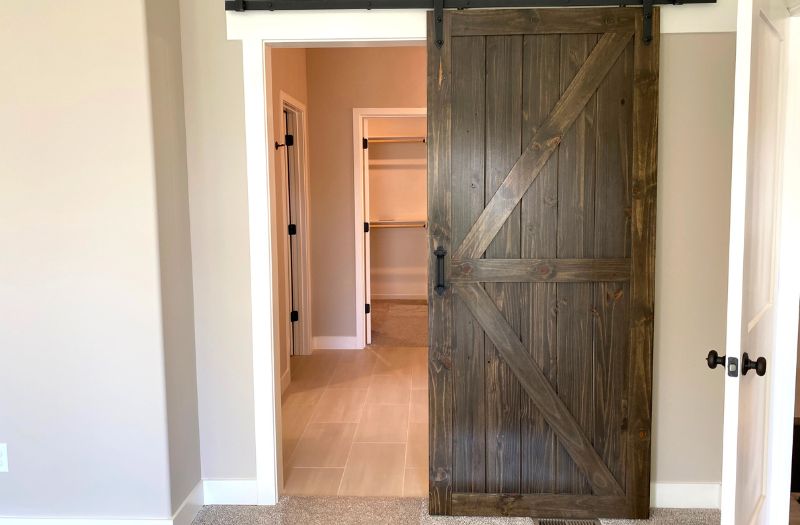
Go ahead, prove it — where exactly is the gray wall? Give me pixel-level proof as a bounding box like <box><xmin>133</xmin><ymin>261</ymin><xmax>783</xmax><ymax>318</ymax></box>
<box><xmin>179</xmin><ymin>0</ymin><xmax>258</xmax><ymax>480</ymax></box>
<box><xmin>0</xmin><ymin>0</ymin><xmax>172</xmax><ymax>517</ymax></box>
<box><xmin>145</xmin><ymin>0</ymin><xmax>203</xmax><ymax>511</ymax></box>
<box><xmin>652</xmin><ymin>32</ymin><xmax>734</xmax><ymax>483</ymax></box>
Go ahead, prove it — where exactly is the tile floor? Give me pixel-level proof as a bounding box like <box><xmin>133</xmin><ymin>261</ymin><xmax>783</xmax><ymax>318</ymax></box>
<box><xmin>280</xmin><ymin>302</ymin><xmax>429</xmax><ymax>497</ymax></box>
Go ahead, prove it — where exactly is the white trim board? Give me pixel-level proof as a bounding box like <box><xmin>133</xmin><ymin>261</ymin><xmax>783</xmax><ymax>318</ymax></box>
<box><xmin>227</xmin><ymin>0</ymin><xmax>736</xmax><ymax>43</ymax></box>
<box><xmin>312</xmin><ymin>336</ymin><xmax>361</xmax><ymax>350</ymax></box>
<box><xmin>0</xmin><ymin>482</ymin><xmax>204</xmax><ymax>525</ymax></box>
<box><xmin>651</xmin><ymin>482</ymin><xmax>721</xmax><ymax>509</ymax></box>
<box><xmin>202</xmin><ymin>479</ymin><xmax>259</xmax><ymax>505</ymax></box>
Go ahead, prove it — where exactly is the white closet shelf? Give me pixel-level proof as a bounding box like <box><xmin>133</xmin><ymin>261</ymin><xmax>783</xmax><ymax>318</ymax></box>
<box><xmin>370</xmin><ymin>220</ymin><xmax>427</xmax><ymax>229</ymax></box>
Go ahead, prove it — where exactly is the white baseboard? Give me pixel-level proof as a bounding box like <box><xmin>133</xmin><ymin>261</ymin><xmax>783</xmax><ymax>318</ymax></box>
<box><xmin>172</xmin><ymin>481</ymin><xmax>203</xmax><ymax>525</ymax></box>
<box><xmin>202</xmin><ymin>479</ymin><xmax>258</xmax><ymax>505</ymax></box>
<box><xmin>312</xmin><ymin>336</ymin><xmax>361</xmax><ymax>350</ymax></box>
<box><xmin>651</xmin><ymin>482</ymin><xmax>721</xmax><ymax>509</ymax></box>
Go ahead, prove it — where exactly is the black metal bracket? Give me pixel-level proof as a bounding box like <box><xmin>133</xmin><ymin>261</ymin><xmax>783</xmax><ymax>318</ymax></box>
<box><xmin>642</xmin><ymin>0</ymin><xmax>654</xmax><ymax>44</ymax></box>
<box><xmin>434</xmin><ymin>0</ymin><xmax>444</xmax><ymax>48</ymax></box>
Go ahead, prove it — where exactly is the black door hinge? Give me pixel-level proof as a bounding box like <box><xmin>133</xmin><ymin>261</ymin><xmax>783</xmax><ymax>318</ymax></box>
<box><xmin>364</xmin><ymin>222</ymin><xmax>370</xmax><ymax>233</ymax></box>
<box><xmin>365</xmin><ymin>303</ymin><xmax>371</xmax><ymax>314</ymax></box>
<box><xmin>288</xmin><ymin>224</ymin><xmax>297</xmax><ymax>236</ymax></box>
<box><xmin>285</xmin><ymin>134</ymin><xmax>294</xmax><ymax>147</ymax></box>
<box><xmin>362</xmin><ymin>137</ymin><xmax>369</xmax><ymax>150</ymax></box>
<box><xmin>290</xmin><ymin>310</ymin><xmax>299</xmax><ymax>323</ymax></box>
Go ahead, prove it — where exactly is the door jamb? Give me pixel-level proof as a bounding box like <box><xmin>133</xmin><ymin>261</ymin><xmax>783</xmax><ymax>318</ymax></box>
<box><xmin>352</xmin><ymin>107</ymin><xmax>427</xmax><ymax>349</ymax></box>
<box><xmin>278</xmin><ymin>91</ymin><xmax>313</xmax><ymax>359</ymax></box>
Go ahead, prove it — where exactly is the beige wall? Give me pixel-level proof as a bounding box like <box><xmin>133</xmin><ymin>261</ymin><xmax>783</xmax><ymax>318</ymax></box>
<box><xmin>306</xmin><ymin>47</ymin><xmax>427</xmax><ymax>337</ymax></box>
<box><xmin>269</xmin><ymin>47</ymin><xmax>309</xmax><ymax>381</ymax></box>
<box><xmin>179</xmin><ymin>0</ymin><xmax>257</xmax><ymax>480</ymax></box>
<box><xmin>0</xmin><ymin>0</ymin><xmax>174</xmax><ymax>517</ymax></box>
<box><xmin>144</xmin><ymin>0</ymin><xmax>202</xmax><ymax>511</ymax></box>
<box><xmin>652</xmin><ymin>32</ymin><xmax>734</xmax><ymax>483</ymax></box>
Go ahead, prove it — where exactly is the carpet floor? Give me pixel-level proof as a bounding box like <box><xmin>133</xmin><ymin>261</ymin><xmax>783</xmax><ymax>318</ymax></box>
<box><xmin>193</xmin><ymin>499</ymin><xmax>719</xmax><ymax>525</ymax></box>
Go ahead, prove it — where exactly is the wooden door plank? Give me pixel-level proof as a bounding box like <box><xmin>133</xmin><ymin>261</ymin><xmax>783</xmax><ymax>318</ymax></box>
<box><xmin>556</xmin><ymin>33</ymin><xmax>598</xmax><ymax>496</ymax></box>
<box><xmin>450</xmin><ymin>258</ymin><xmax>631</xmax><ymax>283</ymax></box>
<box><xmin>520</xmin><ymin>33</ymin><xmax>560</xmax><ymax>494</ymax></box>
<box><xmin>427</xmin><ymin>10</ymin><xmax>454</xmax><ymax>515</ymax></box>
<box><xmin>454</xmin><ymin>30</ymin><xmax>634</xmax><ymax>260</ymax></box>
<box><xmin>626</xmin><ymin>9</ymin><xmax>659</xmax><ymax>519</ymax></box>
<box><xmin>454</xmin><ymin>282</ymin><xmax>624</xmax><ymax>497</ymax></box>
<box><xmin>451</xmin><ymin>8</ymin><xmax>636</xmax><ymax>36</ymax></box>
<box><xmin>484</xmin><ymin>34</ymin><xmax>523</xmax><ymax>494</ymax></box>
<box><xmin>452</xmin><ymin>493</ymin><xmax>630</xmax><ymax>518</ymax></box>
<box><xmin>592</xmin><ymin>38</ymin><xmax>634</xmax><ymax>487</ymax></box>
<box><xmin>450</xmin><ymin>34</ymin><xmax>487</xmax><ymax>494</ymax></box>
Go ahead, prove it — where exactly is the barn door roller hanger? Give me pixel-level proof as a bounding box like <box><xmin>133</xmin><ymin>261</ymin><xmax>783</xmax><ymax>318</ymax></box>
<box><xmin>226</xmin><ymin>0</ymin><xmax>715</xmax><ymax>46</ymax></box>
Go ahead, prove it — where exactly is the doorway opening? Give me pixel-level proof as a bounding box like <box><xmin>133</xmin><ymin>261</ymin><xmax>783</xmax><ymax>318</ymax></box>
<box><xmin>268</xmin><ymin>45</ymin><xmax>429</xmax><ymax>498</ymax></box>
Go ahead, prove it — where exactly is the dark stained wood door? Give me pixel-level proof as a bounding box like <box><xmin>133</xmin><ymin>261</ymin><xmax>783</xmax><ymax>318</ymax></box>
<box><xmin>427</xmin><ymin>8</ymin><xmax>659</xmax><ymax>519</ymax></box>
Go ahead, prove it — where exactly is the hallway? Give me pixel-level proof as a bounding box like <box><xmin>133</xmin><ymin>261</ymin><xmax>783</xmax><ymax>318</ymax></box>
<box><xmin>280</xmin><ymin>300</ymin><xmax>428</xmax><ymax>497</ymax></box>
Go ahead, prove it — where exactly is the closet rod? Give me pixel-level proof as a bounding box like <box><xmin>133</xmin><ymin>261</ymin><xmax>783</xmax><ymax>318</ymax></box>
<box><xmin>367</xmin><ymin>136</ymin><xmax>426</xmax><ymax>144</ymax></box>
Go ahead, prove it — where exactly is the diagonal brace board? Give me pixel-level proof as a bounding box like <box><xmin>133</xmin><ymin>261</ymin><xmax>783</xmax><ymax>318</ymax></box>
<box><xmin>454</xmin><ymin>282</ymin><xmax>625</xmax><ymax>497</ymax></box>
<box><xmin>453</xmin><ymin>30</ymin><xmax>633</xmax><ymax>260</ymax></box>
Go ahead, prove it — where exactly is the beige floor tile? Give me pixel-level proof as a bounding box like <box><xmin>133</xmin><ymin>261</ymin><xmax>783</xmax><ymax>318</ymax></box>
<box><xmin>310</xmin><ymin>388</ymin><xmax>367</xmax><ymax>423</ymax></box>
<box><xmin>338</xmin><ymin>442</ymin><xmax>406</xmax><ymax>496</ymax></box>
<box><xmin>289</xmin><ymin>422</ymin><xmax>357</xmax><ymax>468</ymax></box>
<box><xmin>354</xmin><ymin>404</ymin><xmax>409</xmax><ymax>443</ymax></box>
<box><xmin>411</xmin><ymin>362</ymin><xmax>428</xmax><ymax>390</ymax></box>
<box><xmin>405</xmin><ymin>421</ymin><xmax>428</xmax><ymax>470</ymax></box>
<box><xmin>281</xmin><ymin>395</ymin><xmax>316</xmax><ymax>460</ymax></box>
<box><xmin>283</xmin><ymin>467</ymin><xmax>344</xmax><ymax>496</ymax></box>
<box><xmin>328</xmin><ymin>360</ymin><xmax>375</xmax><ymax>389</ymax></box>
<box><xmin>410</xmin><ymin>389</ymin><xmax>428</xmax><ymax>424</ymax></box>
<box><xmin>372</xmin><ymin>348</ymin><xmax>416</xmax><ymax>376</ymax></box>
<box><xmin>403</xmin><ymin>468</ymin><xmax>427</xmax><ymax>497</ymax></box>
<box><xmin>367</xmin><ymin>373</ymin><xmax>412</xmax><ymax>404</ymax></box>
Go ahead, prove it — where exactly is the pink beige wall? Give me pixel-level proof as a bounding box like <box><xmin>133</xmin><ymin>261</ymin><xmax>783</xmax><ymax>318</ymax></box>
<box><xmin>305</xmin><ymin>46</ymin><xmax>426</xmax><ymax>339</ymax></box>
<box><xmin>269</xmin><ymin>47</ymin><xmax>308</xmax><ymax>379</ymax></box>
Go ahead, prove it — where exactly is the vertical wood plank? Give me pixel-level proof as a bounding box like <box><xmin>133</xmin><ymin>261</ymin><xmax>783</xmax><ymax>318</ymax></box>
<box><xmin>484</xmin><ymin>34</ymin><xmax>523</xmax><ymax>494</ymax></box>
<box><xmin>556</xmin><ymin>33</ymin><xmax>598</xmax><ymax>495</ymax></box>
<box><xmin>520</xmin><ymin>33</ymin><xmax>560</xmax><ymax>494</ymax></box>
<box><xmin>428</xmin><ymin>10</ymin><xmax>453</xmax><ymax>515</ymax></box>
<box><xmin>627</xmin><ymin>9</ymin><xmax>659</xmax><ymax>518</ymax></box>
<box><xmin>451</xmin><ymin>35</ymin><xmax>487</xmax><ymax>494</ymax></box>
<box><xmin>593</xmin><ymin>36</ymin><xmax>634</xmax><ymax>487</ymax></box>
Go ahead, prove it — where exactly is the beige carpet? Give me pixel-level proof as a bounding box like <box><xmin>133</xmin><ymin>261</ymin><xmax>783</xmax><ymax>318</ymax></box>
<box><xmin>193</xmin><ymin>499</ymin><xmax>719</xmax><ymax>525</ymax></box>
<box><xmin>370</xmin><ymin>300</ymin><xmax>428</xmax><ymax>347</ymax></box>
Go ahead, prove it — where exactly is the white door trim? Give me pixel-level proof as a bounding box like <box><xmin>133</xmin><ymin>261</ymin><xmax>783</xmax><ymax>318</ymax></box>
<box><xmin>278</xmin><ymin>90</ymin><xmax>313</xmax><ymax>357</ymax></box>
<box><xmin>352</xmin><ymin>107</ymin><xmax>427</xmax><ymax>349</ymax></box>
<box><xmin>229</xmin><ymin>8</ymin><xmax>744</xmax><ymax>507</ymax></box>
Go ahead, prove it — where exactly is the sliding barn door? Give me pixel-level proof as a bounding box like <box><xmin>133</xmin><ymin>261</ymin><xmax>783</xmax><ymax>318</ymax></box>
<box><xmin>427</xmin><ymin>8</ymin><xmax>658</xmax><ymax>519</ymax></box>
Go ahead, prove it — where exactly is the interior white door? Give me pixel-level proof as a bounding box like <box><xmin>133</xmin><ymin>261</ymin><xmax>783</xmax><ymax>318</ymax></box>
<box><xmin>720</xmin><ymin>0</ymin><xmax>793</xmax><ymax>523</ymax></box>
<box><xmin>363</xmin><ymin>119</ymin><xmax>372</xmax><ymax>345</ymax></box>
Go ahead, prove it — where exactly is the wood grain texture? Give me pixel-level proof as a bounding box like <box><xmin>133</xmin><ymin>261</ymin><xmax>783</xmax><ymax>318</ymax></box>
<box><xmin>520</xmin><ymin>33</ymin><xmax>560</xmax><ymax>494</ymax></box>
<box><xmin>451</xmin><ymin>8</ymin><xmax>636</xmax><ymax>36</ymax></box>
<box><xmin>454</xmin><ymin>30</ymin><xmax>633</xmax><ymax>260</ymax></box>
<box><xmin>450</xmin><ymin>258</ymin><xmax>631</xmax><ymax>283</ymax></box>
<box><xmin>626</xmin><ymin>8</ymin><xmax>659</xmax><ymax>519</ymax></box>
<box><xmin>427</xmin><ymin>10</ymin><xmax>453</xmax><ymax>515</ymax></box>
<box><xmin>450</xmin><ymin>34</ymin><xmax>487</xmax><ymax>494</ymax></box>
<box><xmin>484</xmin><ymin>34</ymin><xmax>523</xmax><ymax>494</ymax></box>
<box><xmin>556</xmin><ymin>33</ymin><xmax>599</xmax><ymax>496</ymax></box>
<box><xmin>454</xmin><ymin>282</ymin><xmax>624</xmax><ymax>497</ymax></box>
<box><xmin>452</xmin><ymin>493</ymin><xmax>630</xmax><ymax>519</ymax></box>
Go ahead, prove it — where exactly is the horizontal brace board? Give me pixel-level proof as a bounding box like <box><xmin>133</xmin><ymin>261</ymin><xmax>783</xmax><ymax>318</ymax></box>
<box><xmin>451</xmin><ymin>493</ymin><xmax>630</xmax><ymax>518</ymax></box>
<box><xmin>226</xmin><ymin>0</ymin><xmax>714</xmax><ymax>10</ymax></box>
<box><xmin>450</xmin><ymin>258</ymin><xmax>631</xmax><ymax>282</ymax></box>
<box><xmin>450</xmin><ymin>7</ymin><xmax>635</xmax><ymax>35</ymax></box>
